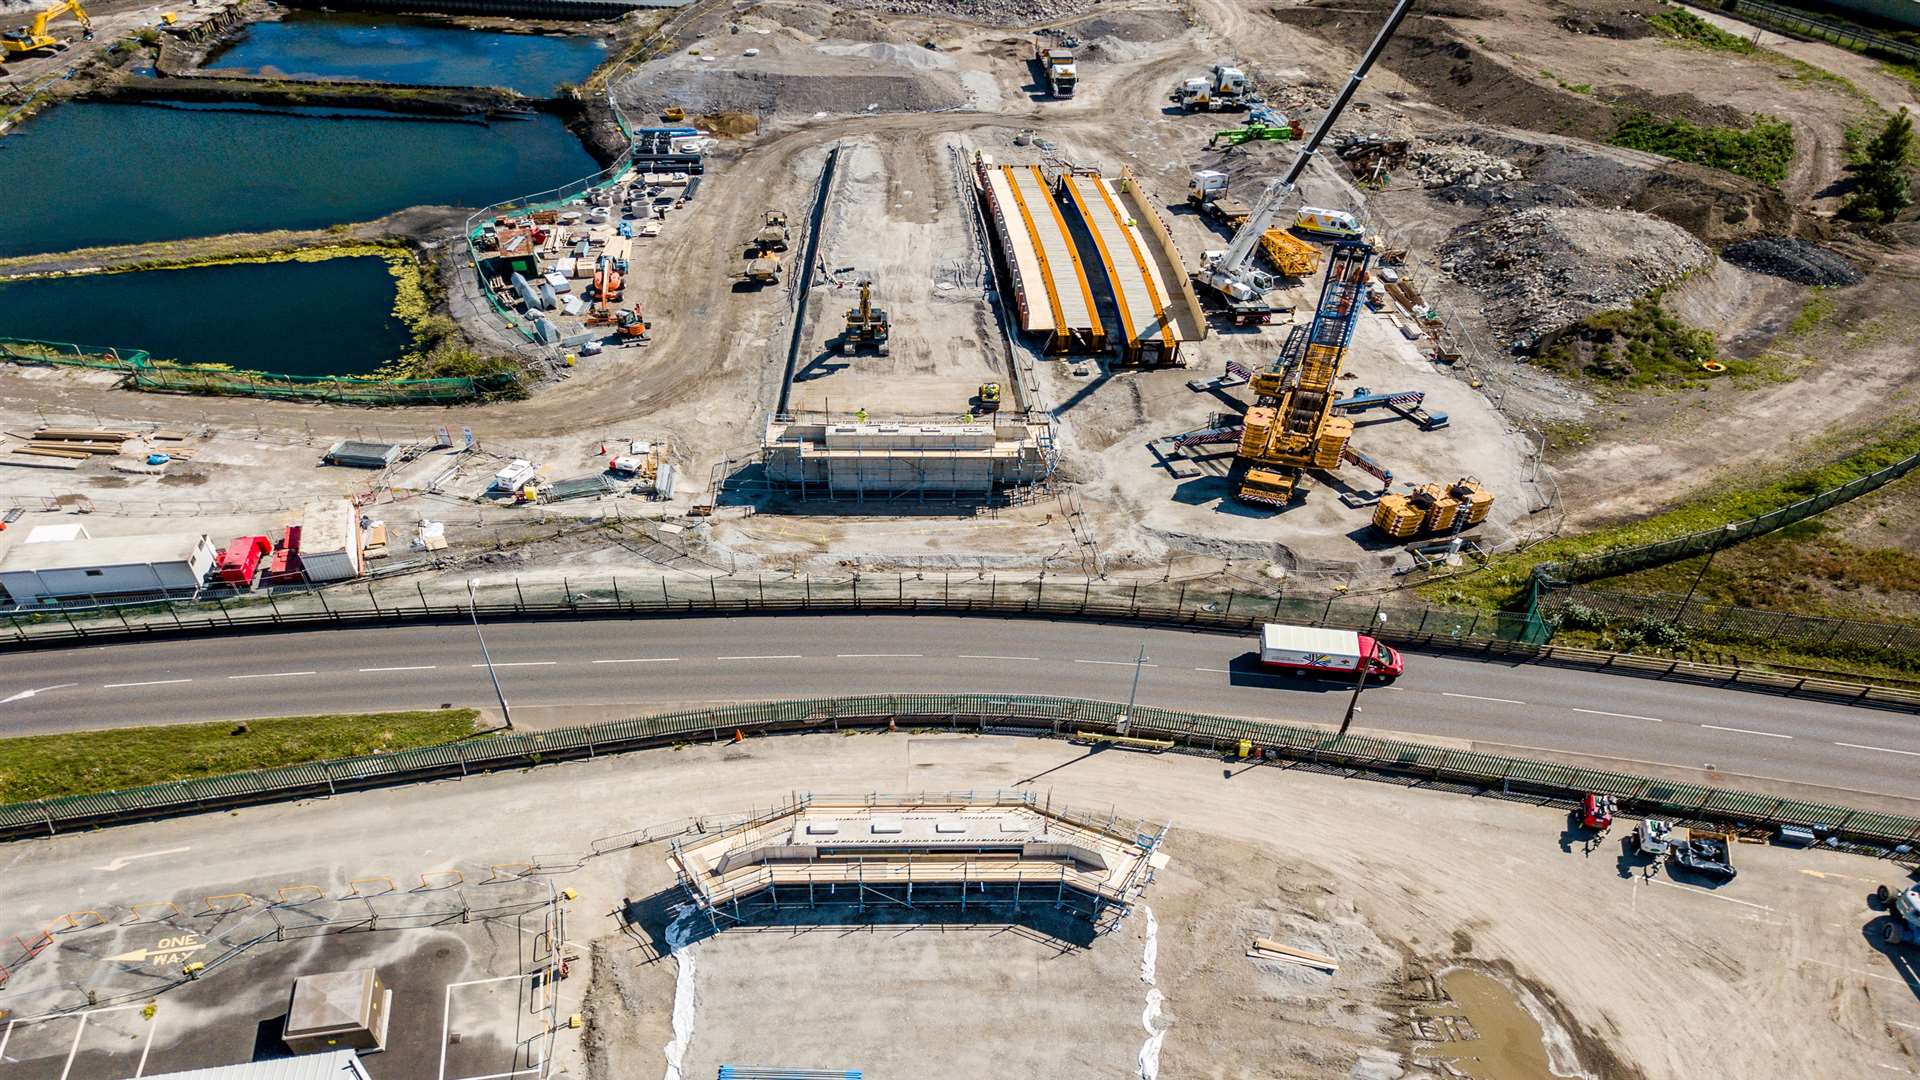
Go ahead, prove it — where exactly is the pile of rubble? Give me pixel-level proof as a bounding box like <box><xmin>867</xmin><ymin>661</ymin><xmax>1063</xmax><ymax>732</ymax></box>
<box><xmin>1408</xmin><ymin>141</ymin><xmax>1522</xmax><ymax>189</ymax></box>
<box><xmin>1438</xmin><ymin>206</ymin><xmax>1713</xmax><ymax>348</ymax></box>
<box><xmin>830</xmin><ymin>0</ymin><xmax>1101</xmax><ymax>22</ymax></box>
<box><xmin>1721</xmin><ymin>235</ymin><xmax>1862</xmax><ymax>286</ymax></box>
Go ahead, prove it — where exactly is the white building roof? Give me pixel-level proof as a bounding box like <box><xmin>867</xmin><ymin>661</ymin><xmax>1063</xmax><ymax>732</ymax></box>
<box><xmin>0</xmin><ymin>532</ymin><xmax>210</xmax><ymax>573</ymax></box>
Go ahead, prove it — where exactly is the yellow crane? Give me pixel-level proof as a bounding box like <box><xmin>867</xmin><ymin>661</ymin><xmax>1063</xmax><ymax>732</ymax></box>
<box><xmin>2</xmin><ymin>0</ymin><xmax>92</xmax><ymax>58</ymax></box>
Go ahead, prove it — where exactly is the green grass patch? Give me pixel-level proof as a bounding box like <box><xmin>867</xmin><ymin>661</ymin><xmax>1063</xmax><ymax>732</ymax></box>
<box><xmin>0</xmin><ymin>709</ymin><xmax>484</xmax><ymax>805</ymax></box>
<box><xmin>1610</xmin><ymin>111</ymin><xmax>1795</xmax><ymax>185</ymax></box>
<box><xmin>1533</xmin><ymin>295</ymin><xmax>1726</xmax><ymax>387</ymax></box>
<box><xmin>1648</xmin><ymin>6</ymin><xmax>1757</xmax><ymax>53</ymax></box>
<box><xmin>1786</xmin><ymin>287</ymin><xmax>1836</xmax><ymax>336</ymax></box>
<box><xmin>1416</xmin><ymin>423</ymin><xmax>1920</xmax><ymax>611</ymax></box>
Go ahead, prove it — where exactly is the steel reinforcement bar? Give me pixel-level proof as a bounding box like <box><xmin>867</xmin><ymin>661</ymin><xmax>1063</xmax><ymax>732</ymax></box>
<box><xmin>2</xmin><ymin>695</ymin><xmax>1915</xmax><ymax>847</ymax></box>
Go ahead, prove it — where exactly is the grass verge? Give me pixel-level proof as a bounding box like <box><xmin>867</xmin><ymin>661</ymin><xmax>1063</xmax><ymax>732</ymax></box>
<box><xmin>1533</xmin><ymin>294</ymin><xmax>1726</xmax><ymax>387</ymax></box>
<box><xmin>0</xmin><ymin>709</ymin><xmax>484</xmax><ymax>805</ymax></box>
<box><xmin>1648</xmin><ymin>6</ymin><xmax>1757</xmax><ymax>53</ymax></box>
<box><xmin>1610</xmin><ymin>111</ymin><xmax>1795</xmax><ymax>185</ymax></box>
<box><xmin>1415</xmin><ymin>423</ymin><xmax>1920</xmax><ymax>611</ymax></box>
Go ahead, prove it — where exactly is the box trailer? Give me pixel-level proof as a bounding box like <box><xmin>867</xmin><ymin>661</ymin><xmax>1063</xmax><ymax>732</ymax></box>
<box><xmin>1258</xmin><ymin>624</ymin><xmax>1403</xmax><ymax>680</ymax></box>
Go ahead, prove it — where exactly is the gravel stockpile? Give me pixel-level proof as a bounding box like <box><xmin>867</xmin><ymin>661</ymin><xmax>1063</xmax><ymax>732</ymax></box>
<box><xmin>1720</xmin><ymin>236</ymin><xmax>1863</xmax><ymax>286</ymax></box>
<box><xmin>1438</xmin><ymin>207</ymin><xmax>1714</xmax><ymax>347</ymax></box>
<box><xmin>825</xmin><ymin>0</ymin><xmax>1101</xmax><ymax>23</ymax></box>
<box><xmin>1409</xmin><ymin>141</ymin><xmax>1522</xmax><ymax>189</ymax></box>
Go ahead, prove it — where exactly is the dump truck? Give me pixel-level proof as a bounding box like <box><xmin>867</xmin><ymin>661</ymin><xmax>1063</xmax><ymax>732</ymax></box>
<box><xmin>1257</xmin><ymin>624</ymin><xmax>1403</xmax><ymax>681</ymax></box>
<box><xmin>1171</xmin><ymin>64</ymin><xmax>1252</xmax><ymax>112</ymax></box>
<box><xmin>749</xmin><ymin>209</ymin><xmax>790</xmax><ymax>254</ymax></box>
<box><xmin>1035</xmin><ymin>41</ymin><xmax>1077</xmax><ymax>97</ymax></box>
<box><xmin>740</xmin><ymin>254</ymin><xmax>782</xmax><ymax>286</ymax></box>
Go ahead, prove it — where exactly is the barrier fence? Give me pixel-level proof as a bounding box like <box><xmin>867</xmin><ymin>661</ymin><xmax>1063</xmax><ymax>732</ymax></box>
<box><xmin>2</xmin><ymin>694</ymin><xmax>1915</xmax><ymax>848</ymax></box>
<box><xmin>0</xmin><ymin>337</ymin><xmax>515</xmax><ymax>404</ymax></box>
<box><xmin>1685</xmin><ymin>0</ymin><xmax>1920</xmax><ymax>63</ymax></box>
<box><xmin>1556</xmin><ymin>585</ymin><xmax>1920</xmax><ymax>671</ymax></box>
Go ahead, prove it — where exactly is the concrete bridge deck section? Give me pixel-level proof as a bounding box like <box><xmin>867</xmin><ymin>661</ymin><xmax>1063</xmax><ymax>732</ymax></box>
<box><xmin>979</xmin><ymin>162</ymin><xmax>1104</xmax><ymax>354</ymax></box>
<box><xmin>1060</xmin><ymin>171</ymin><xmax>1184</xmax><ymax>366</ymax></box>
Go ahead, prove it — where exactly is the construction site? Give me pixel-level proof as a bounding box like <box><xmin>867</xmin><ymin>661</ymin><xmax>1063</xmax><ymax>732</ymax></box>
<box><xmin>2</xmin><ymin>0</ymin><xmax>1920</xmax><ymax>1071</ymax></box>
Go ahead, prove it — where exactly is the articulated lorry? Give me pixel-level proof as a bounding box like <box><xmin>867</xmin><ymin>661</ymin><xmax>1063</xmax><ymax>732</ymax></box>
<box><xmin>1258</xmin><ymin>624</ymin><xmax>1403</xmax><ymax>681</ymax></box>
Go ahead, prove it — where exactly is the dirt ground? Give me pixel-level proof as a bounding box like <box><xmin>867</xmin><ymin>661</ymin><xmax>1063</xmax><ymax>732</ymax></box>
<box><xmin>7</xmin><ymin>732</ymin><xmax>1916</xmax><ymax>1079</ymax></box>
<box><xmin>2</xmin><ymin>0</ymin><xmax>1918</xmax><ymax>581</ymax></box>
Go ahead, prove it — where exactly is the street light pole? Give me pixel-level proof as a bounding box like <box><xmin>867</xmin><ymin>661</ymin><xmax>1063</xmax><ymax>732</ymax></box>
<box><xmin>1337</xmin><ymin>652</ymin><xmax>1371</xmax><ymax>739</ymax></box>
<box><xmin>468</xmin><ymin>579</ymin><xmax>513</xmax><ymax>731</ymax></box>
<box><xmin>1117</xmin><ymin>644</ymin><xmax>1147</xmax><ymax>735</ymax></box>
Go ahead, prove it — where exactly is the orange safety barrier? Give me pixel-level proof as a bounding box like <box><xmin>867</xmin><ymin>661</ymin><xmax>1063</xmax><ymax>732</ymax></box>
<box><xmin>275</xmin><ymin>884</ymin><xmax>325</xmax><ymax>904</ymax></box>
<box><xmin>349</xmin><ymin>876</ymin><xmax>397</xmax><ymax>897</ymax></box>
<box><xmin>46</xmin><ymin>910</ymin><xmax>107</xmax><ymax>933</ymax></box>
<box><xmin>418</xmin><ymin>870</ymin><xmax>465</xmax><ymax>891</ymax></box>
<box><xmin>487</xmin><ymin>863</ymin><xmax>533</xmax><ymax>883</ymax></box>
<box><xmin>127</xmin><ymin>902</ymin><xmax>187</xmax><ymax>923</ymax></box>
<box><xmin>201</xmin><ymin>893</ymin><xmax>253</xmax><ymax>914</ymax></box>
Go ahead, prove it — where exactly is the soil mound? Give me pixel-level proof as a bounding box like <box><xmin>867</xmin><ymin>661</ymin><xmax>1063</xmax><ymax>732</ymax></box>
<box><xmin>1721</xmin><ymin>236</ymin><xmax>1863</xmax><ymax>286</ymax></box>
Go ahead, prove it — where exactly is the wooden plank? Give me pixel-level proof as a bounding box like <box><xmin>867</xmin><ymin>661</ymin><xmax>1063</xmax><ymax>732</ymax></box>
<box><xmin>1250</xmin><ymin>938</ymin><xmax>1339</xmax><ymax>970</ymax></box>
<box><xmin>0</xmin><ymin>455</ymin><xmax>80</xmax><ymax>470</ymax></box>
<box><xmin>15</xmin><ymin>446</ymin><xmax>90</xmax><ymax>459</ymax></box>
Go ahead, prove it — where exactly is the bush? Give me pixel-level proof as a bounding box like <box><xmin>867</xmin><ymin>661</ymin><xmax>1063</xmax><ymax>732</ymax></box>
<box><xmin>1841</xmin><ymin>108</ymin><xmax>1913</xmax><ymax>223</ymax></box>
<box><xmin>1534</xmin><ymin>295</ymin><xmax>1722</xmax><ymax>386</ymax></box>
<box><xmin>1647</xmin><ymin>7</ymin><xmax>1756</xmax><ymax>53</ymax></box>
<box><xmin>1611</xmin><ymin>111</ymin><xmax>1795</xmax><ymax>186</ymax></box>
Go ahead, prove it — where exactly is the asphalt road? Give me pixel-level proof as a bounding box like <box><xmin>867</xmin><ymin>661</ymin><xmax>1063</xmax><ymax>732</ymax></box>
<box><xmin>3</xmin><ymin>615</ymin><xmax>1918</xmax><ymax>797</ymax></box>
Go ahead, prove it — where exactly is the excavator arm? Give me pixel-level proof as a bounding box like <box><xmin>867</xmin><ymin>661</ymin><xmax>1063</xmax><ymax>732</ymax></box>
<box><xmin>3</xmin><ymin>0</ymin><xmax>91</xmax><ymax>54</ymax></box>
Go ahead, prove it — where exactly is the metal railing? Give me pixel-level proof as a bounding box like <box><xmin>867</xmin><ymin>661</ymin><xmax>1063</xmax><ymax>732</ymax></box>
<box><xmin>2</xmin><ymin>694</ymin><xmax>1914</xmax><ymax>847</ymax></box>
<box><xmin>1555</xmin><ymin>585</ymin><xmax>1920</xmax><ymax>674</ymax></box>
<box><xmin>1682</xmin><ymin>0</ymin><xmax>1920</xmax><ymax>63</ymax></box>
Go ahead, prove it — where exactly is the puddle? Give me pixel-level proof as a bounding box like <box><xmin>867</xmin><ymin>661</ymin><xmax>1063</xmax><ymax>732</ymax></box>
<box><xmin>1416</xmin><ymin>968</ymin><xmax>1575</xmax><ymax>1079</ymax></box>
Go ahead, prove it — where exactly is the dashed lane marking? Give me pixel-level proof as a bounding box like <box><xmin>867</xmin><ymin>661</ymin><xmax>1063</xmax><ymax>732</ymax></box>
<box><xmin>227</xmin><ymin>671</ymin><xmax>316</xmax><ymax>681</ymax></box>
<box><xmin>837</xmin><ymin>653</ymin><xmax>924</xmax><ymax>659</ymax></box>
<box><xmin>1572</xmin><ymin>707</ymin><xmax>1665</xmax><ymax>723</ymax></box>
<box><xmin>1834</xmin><ymin>741</ymin><xmax>1920</xmax><ymax>758</ymax></box>
<box><xmin>471</xmin><ymin>661</ymin><xmax>557</xmax><ymax>668</ymax></box>
<box><xmin>359</xmin><ymin>665</ymin><xmax>437</xmax><ymax>673</ymax></box>
<box><xmin>1700</xmin><ymin>723</ymin><xmax>1791</xmax><ymax>739</ymax></box>
<box><xmin>1075</xmin><ymin>659</ymin><xmax>1160</xmax><ymax>667</ymax></box>
<box><xmin>591</xmin><ymin>657</ymin><xmax>680</xmax><ymax>664</ymax></box>
<box><xmin>959</xmin><ymin>655</ymin><xmax>1040</xmax><ymax>661</ymax></box>
<box><xmin>103</xmin><ymin>679</ymin><xmax>192</xmax><ymax>689</ymax></box>
<box><xmin>716</xmin><ymin>655</ymin><xmax>803</xmax><ymax>661</ymax></box>
<box><xmin>1442</xmin><ymin>692</ymin><xmax>1524</xmax><ymax>705</ymax></box>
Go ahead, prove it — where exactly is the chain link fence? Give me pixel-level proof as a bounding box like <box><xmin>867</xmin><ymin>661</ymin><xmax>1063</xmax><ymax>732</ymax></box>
<box><xmin>3</xmin><ymin>693</ymin><xmax>1914</xmax><ymax>847</ymax></box>
<box><xmin>1555</xmin><ymin>585</ymin><xmax>1920</xmax><ymax>673</ymax></box>
<box><xmin>1683</xmin><ymin>0</ymin><xmax>1920</xmax><ymax>63</ymax></box>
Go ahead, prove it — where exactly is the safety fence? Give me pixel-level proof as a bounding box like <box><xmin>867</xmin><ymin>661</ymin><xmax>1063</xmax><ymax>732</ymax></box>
<box><xmin>1553</xmin><ymin>585</ymin><xmax>1920</xmax><ymax>674</ymax></box>
<box><xmin>0</xmin><ymin>337</ymin><xmax>516</xmax><ymax>404</ymax></box>
<box><xmin>2</xmin><ymin>694</ymin><xmax>1915</xmax><ymax>848</ymax></box>
<box><xmin>9</xmin><ymin>571</ymin><xmax>1920</xmax><ymax>711</ymax></box>
<box><xmin>1685</xmin><ymin>0</ymin><xmax>1920</xmax><ymax>63</ymax></box>
<box><xmin>1533</xmin><ymin>447</ymin><xmax>1920</xmax><ymax>586</ymax></box>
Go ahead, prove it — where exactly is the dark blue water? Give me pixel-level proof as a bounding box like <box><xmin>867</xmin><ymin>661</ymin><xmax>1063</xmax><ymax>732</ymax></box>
<box><xmin>0</xmin><ymin>257</ymin><xmax>412</xmax><ymax>376</ymax></box>
<box><xmin>202</xmin><ymin>13</ymin><xmax>608</xmax><ymax>97</ymax></box>
<box><xmin>0</xmin><ymin>101</ymin><xmax>600</xmax><ymax>258</ymax></box>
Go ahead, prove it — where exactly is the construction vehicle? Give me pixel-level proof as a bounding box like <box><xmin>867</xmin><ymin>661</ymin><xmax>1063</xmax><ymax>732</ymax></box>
<box><xmin>614</xmin><ymin>305</ymin><xmax>650</xmax><ymax>340</ymax></box>
<box><xmin>1370</xmin><ymin>477</ymin><xmax>1494</xmax><ymax>538</ymax></box>
<box><xmin>1228</xmin><ymin>242</ymin><xmax>1372</xmax><ymax>506</ymax></box>
<box><xmin>1208</xmin><ymin>119</ymin><xmax>1296</xmax><ymax>147</ymax></box>
<box><xmin>1171</xmin><ymin>64</ymin><xmax>1253</xmax><ymax>112</ymax></box>
<box><xmin>1632</xmin><ymin>819</ymin><xmax>1674</xmax><ymax>858</ymax></box>
<box><xmin>2</xmin><ymin>0</ymin><xmax>91</xmax><ymax>58</ymax></box>
<box><xmin>739</xmin><ymin>252</ymin><xmax>782</xmax><ymax>286</ymax></box>
<box><xmin>749</xmin><ymin>209</ymin><xmax>790</xmax><ymax>254</ymax></box>
<box><xmin>1034</xmin><ymin>40</ymin><xmax>1077</xmax><ymax>97</ymax></box>
<box><xmin>977</xmin><ymin>382</ymin><xmax>1002</xmax><ymax>412</ymax></box>
<box><xmin>1188</xmin><ymin>171</ymin><xmax>1321</xmax><ymax>279</ymax></box>
<box><xmin>1574</xmin><ymin>794</ymin><xmax>1616</xmax><ymax>832</ymax></box>
<box><xmin>1295</xmin><ymin>206</ymin><xmax>1363</xmax><ymax>239</ymax></box>
<box><xmin>1874</xmin><ymin>880</ymin><xmax>1920</xmax><ymax>946</ymax></box>
<box><xmin>835</xmin><ymin>280</ymin><xmax>890</xmax><ymax>356</ymax></box>
<box><xmin>590</xmin><ymin>258</ymin><xmax>623</xmax><ymax>303</ymax></box>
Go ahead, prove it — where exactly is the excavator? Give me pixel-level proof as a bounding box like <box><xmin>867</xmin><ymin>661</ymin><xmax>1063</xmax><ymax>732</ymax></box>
<box><xmin>2</xmin><ymin>0</ymin><xmax>93</xmax><ymax>60</ymax></box>
<box><xmin>591</xmin><ymin>258</ymin><xmax>623</xmax><ymax>304</ymax></box>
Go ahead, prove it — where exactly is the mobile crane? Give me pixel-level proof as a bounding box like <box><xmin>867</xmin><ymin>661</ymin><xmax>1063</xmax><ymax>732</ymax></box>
<box><xmin>2</xmin><ymin>0</ymin><xmax>92</xmax><ymax>59</ymax></box>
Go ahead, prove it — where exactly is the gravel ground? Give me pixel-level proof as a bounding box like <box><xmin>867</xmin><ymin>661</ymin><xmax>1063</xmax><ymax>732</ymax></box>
<box><xmin>1720</xmin><ymin>235</ymin><xmax>1864</xmax><ymax>286</ymax></box>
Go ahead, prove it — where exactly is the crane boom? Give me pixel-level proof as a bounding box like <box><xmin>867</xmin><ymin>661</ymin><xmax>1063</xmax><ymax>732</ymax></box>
<box><xmin>1201</xmin><ymin>0</ymin><xmax>1416</xmax><ymax>298</ymax></box>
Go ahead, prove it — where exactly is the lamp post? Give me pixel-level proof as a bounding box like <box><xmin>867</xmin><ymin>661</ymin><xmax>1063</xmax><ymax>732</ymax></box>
<box><xmin>468</xmin><ymin>579</ymin><xmax>513</xmax><ymax>731</ymax></box>
<box><xmin>1117</xmin><ymin>644</ymin><xmax>1148</xmax><ymax>735</ymax></box>
<box><xmin>1337</xmin><ymin>650</ymin><xmax>1370</xmax><ymax>739</ymax></box>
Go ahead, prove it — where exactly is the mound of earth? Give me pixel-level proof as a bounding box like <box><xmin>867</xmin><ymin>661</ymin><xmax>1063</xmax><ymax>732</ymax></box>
<box><xmin>821</xmin><ymin>0</ymin><xmax>1103</xmax><ymax>25</ymax></box>
<box><xmin>1720</xmin><ymin>236</ymin><xmax>1863</xmax><ymax>286</ymax></box>
<box><xmin>1437</xmin><ymin>206</ymin><xmax>1714</xmax><ymax>348</ymax></box>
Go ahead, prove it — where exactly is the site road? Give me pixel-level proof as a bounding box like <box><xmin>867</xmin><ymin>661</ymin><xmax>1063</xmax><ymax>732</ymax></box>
<box><xmin>2</xmin><ymin>615</ymin><xmax>1918</xmax><ymax>801</ymax></box>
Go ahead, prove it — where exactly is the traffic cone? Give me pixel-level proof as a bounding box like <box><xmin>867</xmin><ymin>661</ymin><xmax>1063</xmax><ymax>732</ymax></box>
<box><xmin>887</xmin><ymin>719</ymin><xmax>896</xmax><ymax>732</ymax></box>
<box><xmin>732</xmin><ymin>729</ymin><xmax>745</xmax><ymax>743</ymax></box>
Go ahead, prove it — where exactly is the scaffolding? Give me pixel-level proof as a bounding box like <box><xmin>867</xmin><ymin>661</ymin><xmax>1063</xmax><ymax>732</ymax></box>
<box><xmin>758</xmin><ymin>418</ymin><xmax>1055</xmax><ymax>504</ymax></box>
<box><xmin>668</xmin><ymin>791</ymin><xmax>1168</xmax><ymax>936</ymax></box>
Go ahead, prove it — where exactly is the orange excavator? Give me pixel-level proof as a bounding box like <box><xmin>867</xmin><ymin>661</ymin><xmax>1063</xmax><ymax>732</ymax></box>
<box><xmin>591</xmin><ymin>257</ymin><xmax>623</xmax><ymax>304</ymax></box>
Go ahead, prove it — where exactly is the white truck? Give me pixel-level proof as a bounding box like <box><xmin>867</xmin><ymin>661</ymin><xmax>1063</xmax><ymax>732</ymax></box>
<box><xmin>1035</xmin><ymin>42</ymin><xmax>1077</xmax><ymax>97</ymax></box>
<box><xmin>1171</xmin><ymin>64</ymin><xmax>1252</xmax><ymax>112</ymax></box>
<box><xmin>1258</xmin><ymin>624</ymin><xmax>1404</xmax><ymax>681</ymax></box>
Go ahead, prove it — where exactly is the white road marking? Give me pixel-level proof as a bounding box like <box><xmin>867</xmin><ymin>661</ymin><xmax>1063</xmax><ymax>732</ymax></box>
<box><xmin>1800</xmin><ymin>956</ymin><xmax>1904</xmax><ymax>984</ymax></box>
<box><xmin>1442</xmin><ymin>692</ymin><xmax>1524</xmax><ymax>705</ymax></box>
<box><xmin>359</xmin><ymin>665</ymin><xmax>437</xmax><ymax>673</ymax></box>
<box><xmin>1647</xmin><ymin>878</ymin><xmax>1773</xmax><ymax>910</ymax></box>
<box><xmin>1700</xmin><ymin>723</ymin><xmax>1792</xmax><ymax>740</ymax></box>
<box><xmin>0</xmin><ymin>682</ymin><xmax>77</xmax><ymax>704</ymax></box>
<box><xmin>472</xmin><ymin>661</ymin><xmax>557</xmax><ymax>668</ymax></box>
<box><xmin>1075</xmin><ymin>659</ymin><xmax>1160</xmax><ymax>667</ymax></box>
<box><xmin>1834</xmin><ymin>741</ymin><xmax>1920</xmax><ymax>758</ymax></box>
<box><xmin>959</xmin><ymin>654</ymin><xmax>1040</xmax><ymax>661</ymax></box>
<box><xmin>716</xmin><ymin>655</ymin><xmax>802</xmax><ymax>661</ymax></box>
<box><xmin>836</xmin><ymin>653</ymin><xmax>923</xmax><ymax>659</ymax></box>
<box><xmin>94</xmin><ymin>846</ymin><xmax>192</xmax><ymax>872</ymax></box>
<box><xmin>1572</xmin><ymin>707</ymin><xmax>1665</xmax><ymax>723</ymax></box>
<box><xmin>591</xmin><ymin>657</ymin><xmax>680</xmax><ymax>664</ymax></box>
<box><xmin>103</xmin><ymin>678</ymin><xmax>192</xmax><ymax>689</ymax></box>
<box><xmin>227</xmin><ymin>671</ymin><xmax>315</xmax><ymax>681</ymax></box>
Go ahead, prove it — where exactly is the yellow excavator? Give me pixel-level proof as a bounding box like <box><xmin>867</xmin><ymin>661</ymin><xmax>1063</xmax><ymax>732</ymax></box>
<box><xmin>2</xmin><ymin>0</ymin><xmax>93</xmax><ymax>60</ymax></box>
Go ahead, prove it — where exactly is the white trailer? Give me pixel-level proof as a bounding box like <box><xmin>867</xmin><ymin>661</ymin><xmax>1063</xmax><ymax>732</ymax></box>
<box><xmin>1258</xmin><ymin>623</ymin><xmax>1403</xmax><ymax>679</ymax></box>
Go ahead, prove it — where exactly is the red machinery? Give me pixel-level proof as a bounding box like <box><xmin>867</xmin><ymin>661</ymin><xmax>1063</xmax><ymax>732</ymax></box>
<box><xmin>1576</xmin><ymin>794</ymin><xmax>1616</xmax><ymax>831</ymax></box>
<box><xmin>215</xmin><ymin>535</ymin><xmax>271</xmax><ymax>586</ymax></box>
